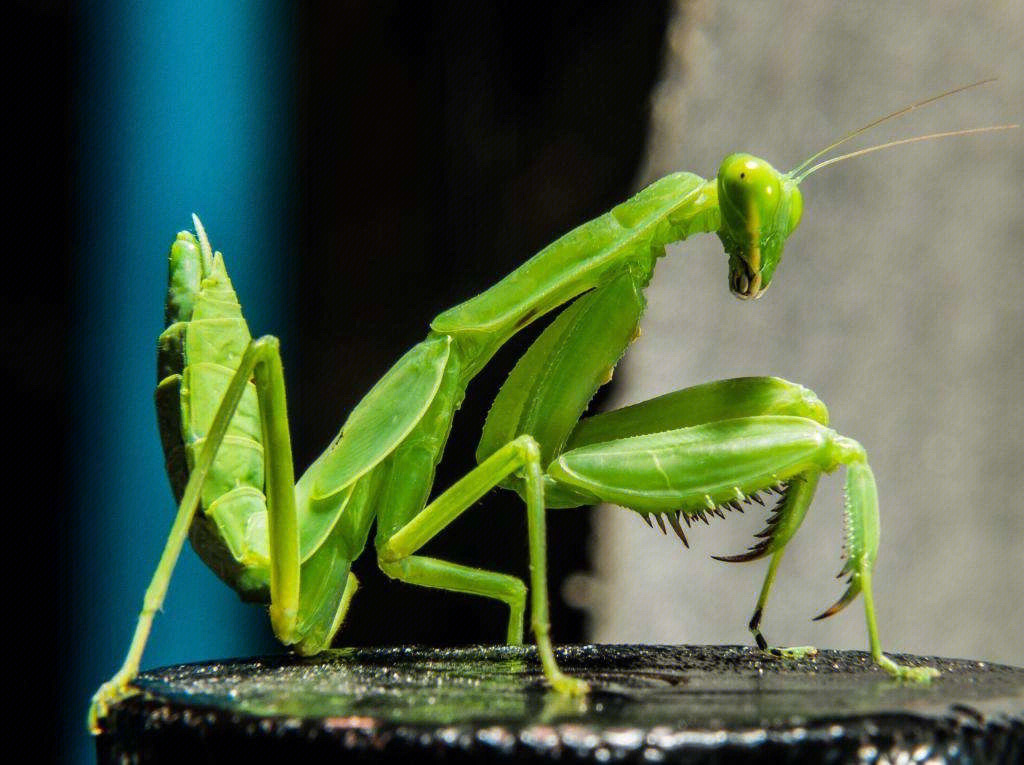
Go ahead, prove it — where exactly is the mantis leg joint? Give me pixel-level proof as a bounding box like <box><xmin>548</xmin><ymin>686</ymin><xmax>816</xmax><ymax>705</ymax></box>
<box><xmin>829</xmin><ymin>433</ymin><xmax>867</xmax><ymax>468</ymax></box>
<box><xmin>511</xmin><ymin>433</ymin><xmax>541</xmax><ymax>464</ymax></box>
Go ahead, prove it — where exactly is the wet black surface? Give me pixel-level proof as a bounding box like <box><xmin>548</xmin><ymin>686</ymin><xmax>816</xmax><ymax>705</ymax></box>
<box><xmin>97</xmin><ymin>644</ymin><xmax>1024</xmax><ymax>763</ymax></box>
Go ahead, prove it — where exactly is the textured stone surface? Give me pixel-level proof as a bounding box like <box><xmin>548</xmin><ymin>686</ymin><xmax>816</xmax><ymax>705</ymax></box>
<box><xmin>97</xmin><ymin>645</ymin><xmax>1024</xmax><ymax>763</ymax></box>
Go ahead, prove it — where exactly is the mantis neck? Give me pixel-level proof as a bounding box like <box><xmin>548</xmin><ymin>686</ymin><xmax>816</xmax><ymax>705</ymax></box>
<box><xmin>432</xmin><ymin>175</ymin><xmax>720</xmax><ymax>381</ymax></box>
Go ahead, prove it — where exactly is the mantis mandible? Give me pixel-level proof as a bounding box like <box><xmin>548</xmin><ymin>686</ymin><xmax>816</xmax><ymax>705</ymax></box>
<box><xmin>89</xmin><ymin>81</ymin><xmax>1017</xmax><ymax>731</ymax></box>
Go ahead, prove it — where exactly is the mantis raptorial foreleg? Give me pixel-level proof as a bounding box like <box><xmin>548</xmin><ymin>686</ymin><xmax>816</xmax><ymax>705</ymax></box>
<box><xmin>566</xmin><ymin>378</ymin><xmax>827</xmax><ymax>659</ymax></box>
<box><xmin>476</xmin><ymin>261</ymin><xmax>925</xmax><ymax>679</ymax></box>
<box><xmin>378</xmin><ymin>435</ymin><xmax>589</xmax><ymax>695</ymax></box>
<box><xmin>549</xmin><ymin>415</ymin><xmax>938</xmax><ymax>682</ymax></box>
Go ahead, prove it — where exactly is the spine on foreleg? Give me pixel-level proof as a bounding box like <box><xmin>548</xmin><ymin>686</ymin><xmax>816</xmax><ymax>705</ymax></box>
<box><xmin>155</xmin><ymin>230</ymin><xmax>272</xmax><ymax>600</ymax></box>
<box><xmin>815</xmin><ymin>460</ymin><xmax>880</xmax><ymax>620</ymax></box>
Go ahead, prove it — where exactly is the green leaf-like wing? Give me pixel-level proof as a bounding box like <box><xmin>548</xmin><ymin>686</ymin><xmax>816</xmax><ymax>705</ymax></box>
<box><xmin>307</xmin><ymin>334</ymin><xmax>452</xmax><ymax>497</ymax></box>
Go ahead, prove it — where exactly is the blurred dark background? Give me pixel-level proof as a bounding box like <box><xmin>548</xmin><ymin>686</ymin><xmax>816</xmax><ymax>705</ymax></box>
<box><xmin>9</xmin><ymin>2</ymin><xmax>670</xmax><ymax>761</ymax></box>
<box><xmin>295</xmin><ymin>1</ymin><xmax>669</xmax><ymax>649</ymax></box>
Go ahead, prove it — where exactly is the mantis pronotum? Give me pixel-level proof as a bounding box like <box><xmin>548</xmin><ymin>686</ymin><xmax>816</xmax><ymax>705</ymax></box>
<box><xmin>89</xmin><ymin>81</ymin><xmax>1016</xmax><ymax>731</ymax></box>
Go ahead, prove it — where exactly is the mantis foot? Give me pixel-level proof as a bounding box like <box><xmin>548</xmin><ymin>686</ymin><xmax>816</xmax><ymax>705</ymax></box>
<box><xmin>752</xmin><ymin>623</ymin><xmax>818</xmax><ymax>660</ymax></box>
<box><xmin>548</xmin><ymin>672</ymin><xmax>590</xmax><ymax>696</ymax></box>
<box><xmin>762</xmin><ymin>644</ymin><xmax>819</xmax><ymax>660</ymax></box>
<box><xmin>877</xmin><ymin>655</ymin><xmax>940</xmax><ymax>683</ymax></box>
<box><xmin>88</xmin><ymin>672</ymin><xmax>140</xmax><ymax>735</ymax></box>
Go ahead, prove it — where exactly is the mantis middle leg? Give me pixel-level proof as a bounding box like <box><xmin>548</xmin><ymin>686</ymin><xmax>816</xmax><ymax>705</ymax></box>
<box><xmin>376</xmin><ymin>435</ymin><xmax>589</xmax><ymax>695</ymax></box>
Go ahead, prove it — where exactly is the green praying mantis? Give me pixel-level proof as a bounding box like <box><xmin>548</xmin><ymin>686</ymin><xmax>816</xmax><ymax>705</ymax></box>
<box><xmin>89</xmin><ymin>81</ymin><xmax>1018</xmax><ymax>732</ymax></box>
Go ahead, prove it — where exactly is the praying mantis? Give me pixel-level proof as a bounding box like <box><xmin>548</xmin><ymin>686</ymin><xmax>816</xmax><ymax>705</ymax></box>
<box><xmin>89</xmin><ymin>81</ymin><xmax>1017</xmax><ymax>732</ymax></box>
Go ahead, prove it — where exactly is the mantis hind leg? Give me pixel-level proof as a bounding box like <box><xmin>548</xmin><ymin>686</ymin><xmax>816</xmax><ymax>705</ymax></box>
<box><xmin>377</xmin><ymin>435</ymin><xmax>588</xmax><ymax>695</ymax></box>
<box><xmin>90</xmin><ymin>336</ymin><xmax>305</xmax><ymax>731</ymax></box>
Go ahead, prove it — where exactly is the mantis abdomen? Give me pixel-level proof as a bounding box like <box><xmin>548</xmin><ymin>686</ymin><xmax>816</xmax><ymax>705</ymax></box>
<box><xmin>155</xmin><ymin>230</ymin><xmax>271</xmax><ymax>599</ymax></box>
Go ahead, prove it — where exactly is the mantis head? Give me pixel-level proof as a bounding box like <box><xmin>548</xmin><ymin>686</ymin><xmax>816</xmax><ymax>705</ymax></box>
<box><xmin>715</xmin><ymin>80</ymin><xmax>1016</xmax><ymax>301</ymax></box>
<box><xmin>716</xmin><ymin>153</ymin><xmax>802</xmax><ymax>300</ymax></box>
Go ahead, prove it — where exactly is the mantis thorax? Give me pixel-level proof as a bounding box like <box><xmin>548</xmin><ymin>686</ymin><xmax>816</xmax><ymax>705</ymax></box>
<box><xmin>716</xmin><ymin>153</ymin><xmax>802</xmax><ymax>299</ymax></box>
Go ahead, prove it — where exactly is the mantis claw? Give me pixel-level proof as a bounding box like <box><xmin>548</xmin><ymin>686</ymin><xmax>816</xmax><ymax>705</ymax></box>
<box><xmin>878</xmin><ymin>655</ymin><xmax>940</xmax><ymax>683</ymax></box>
<box><xmin>549</xmin><ymin>673</ymin><xmax>590</xmax><ymax>696</ymax></box>
<box><xmin>88</xmin><ymin>672</ymin><xmax>140</xmax><ymax>734</ymax></box>
<box><xmin>764</xmin><ymin>645</ymin><xmax>819</xmax><ymax>660</ymax></box>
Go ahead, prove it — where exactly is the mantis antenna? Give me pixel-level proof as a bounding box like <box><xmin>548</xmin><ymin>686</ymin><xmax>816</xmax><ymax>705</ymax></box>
<box><xmin>789</xmin><ymin>78</ymin><xmax>999</xmax><ymax>177</ymax></box>
<box><xmin>794</xmin><ymin>123</ymin><xmax>1019</xmax><ymax>182</ymax></box>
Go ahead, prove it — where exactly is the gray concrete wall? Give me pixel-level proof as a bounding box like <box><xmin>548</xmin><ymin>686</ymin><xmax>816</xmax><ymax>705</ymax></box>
<box><xmin>583</xmin><ymin>0</ymin><xmax>1023</xmax><ymax>665</ymax></box>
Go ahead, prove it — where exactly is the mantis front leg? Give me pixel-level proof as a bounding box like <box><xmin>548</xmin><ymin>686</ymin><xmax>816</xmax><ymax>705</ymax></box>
<box><xmin>475</xmin><ymin>273</ymin><xmax>828</xmax><ymax>662</ymax></box>
<box><xmin>568</xmin><ymin>379</ymin><xmax>827</xmax><ymax>661</ymax></box>
<box><xmin>551</xmin><ymin>417</ymin><xmax>939</xmax><ymax>682</ymax></box>
<box><xmin>377</xmin><ymin>436</ymin><xmax>589</xmax><ymax>695</ymax></box>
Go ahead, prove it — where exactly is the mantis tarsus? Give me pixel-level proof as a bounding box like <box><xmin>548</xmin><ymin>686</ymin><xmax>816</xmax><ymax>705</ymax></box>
<box><xmin>89</xmin><ymin>81</ymin><xmax>1017</xmax><ymax>732</ymax></box>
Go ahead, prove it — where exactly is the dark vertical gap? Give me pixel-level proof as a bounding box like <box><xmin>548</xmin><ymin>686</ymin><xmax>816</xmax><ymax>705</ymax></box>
<box><xmin>8</xmin><ymin>2</ymin><xmax>72</xmax><ymax>760</ymax></box>
<box><xmin>294</xmin><ymin>1</ymin><xmax>670</xmax><ymax>646</ymax></box>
